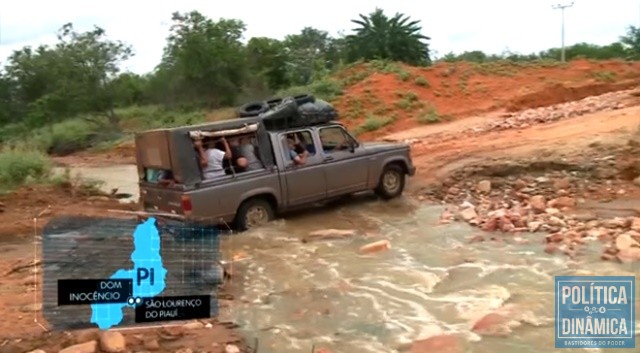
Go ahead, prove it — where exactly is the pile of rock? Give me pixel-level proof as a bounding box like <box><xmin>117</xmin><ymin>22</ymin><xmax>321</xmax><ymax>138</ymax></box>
<box><xmin>427</xmin><ymin>159</ymin><xmax>640</xmax><ymax>262</ymax></box>
<box><xmin>467</xmin><ymin>89</ymin><xmax>632</xmax><ymax>133</ymax></box>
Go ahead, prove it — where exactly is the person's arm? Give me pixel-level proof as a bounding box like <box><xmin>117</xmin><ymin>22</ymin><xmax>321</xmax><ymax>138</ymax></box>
<box><xmin>194</xmin><ymin>140</ymin><xmax>208</xmax><ymax>167</ymax></box>
<box><xmin>221</xmin><ymin>137</ymin><xmax>232</xmax><ymax>159</ymax></box>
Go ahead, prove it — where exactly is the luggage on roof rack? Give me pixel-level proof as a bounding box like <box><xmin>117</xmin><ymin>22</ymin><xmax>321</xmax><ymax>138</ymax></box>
<box><xmin>259</xmin><ymin>96</ymin><xmax>338</xmax><ymax>130</ymax></box>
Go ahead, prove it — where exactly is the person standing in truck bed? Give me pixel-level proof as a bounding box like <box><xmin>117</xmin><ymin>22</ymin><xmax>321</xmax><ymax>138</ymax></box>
<box><xmin>237</xmin><ymin>136</ymin><xmax>262</xmax><ymax>171</ymax></box>
<box><xmin>194</xmin><ymin>137</ymin><xmax>232</xmax><ymax>179</ymax></box>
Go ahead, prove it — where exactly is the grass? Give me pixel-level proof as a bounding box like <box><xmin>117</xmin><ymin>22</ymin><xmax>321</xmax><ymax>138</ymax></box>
<box><xmin>591</xmin><ymin>71</ymin><xmax>617</xmax><ymax>82</ymax></box>
<box><xmin>414</xmin><ymin>76</ymin><xmax>430</xmax><ymax>87</ymax></box>
<box><xmin>0</xmin><ymin>105</ymin><xmax>211</xmax><ymax>157</ymax></box>
<box><xmin>0</xmin><ymin>147</ymin><xmax>51</xmax><ymax>193</ymax></box>
<box><xmin>277</xmin><ymin>79</ymin><xmax>344</xmax><ymax>102</ymax></box>
<box><xmin>416</xmin><ymin>106</ymin><xmax>452</xmax><ymax>124</ymax></box>
<box><xmin>353</xmin><ymin>114</ymin><xmax>395</xmax><ymax>135</ymax></box>
<box><xmin>395</xmin><ymin>91</ymin><xmax>423</xmax><ymax>110</ymax></box>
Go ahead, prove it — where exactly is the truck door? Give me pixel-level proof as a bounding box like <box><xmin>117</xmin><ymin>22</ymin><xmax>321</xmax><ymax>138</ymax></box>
<box><xmin>278</xmin><ymin>129</ymin><xmax>327</xmax><ymax>206</ymax></box>
<box><xmin>317</xmin><ymin>125</ymin><xmax>369</xmax><ymax>198</ymax></box>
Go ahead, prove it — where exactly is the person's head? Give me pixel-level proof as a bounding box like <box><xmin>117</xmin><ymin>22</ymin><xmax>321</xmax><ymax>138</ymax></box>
<box><xmin>287</xmin><ymin>138</ymin><xmax>295</xmax><ymax>149</ymax></box>
<box><xmin>214</xmin><ymin>140</ymin><xmax>225</xmax><ymax>151</ymax></box>
<box><xmin>239</xmin><ymin>136</ymin><xmax>250</xmax><ymax>145</ymax></box>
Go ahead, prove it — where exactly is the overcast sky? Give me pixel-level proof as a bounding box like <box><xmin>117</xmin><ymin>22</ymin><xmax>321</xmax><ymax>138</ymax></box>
<box><xmin>1</xmin><ymin>0</ymin><xmax>638</xmax><ymax>74</ymax></box>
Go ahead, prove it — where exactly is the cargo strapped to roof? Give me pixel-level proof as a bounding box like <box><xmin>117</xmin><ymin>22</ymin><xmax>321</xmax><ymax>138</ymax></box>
<box><xmin>188</xmin><ymin>123</ymin><xmax>259</xmax><ymax>139</ymax></box>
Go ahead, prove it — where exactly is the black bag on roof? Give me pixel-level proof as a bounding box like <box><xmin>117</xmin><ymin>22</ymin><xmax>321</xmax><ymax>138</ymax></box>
<box><xmin>260</xmin><ymin>95</ymin><xmax>338</xmax><ymax>130</ymax></box>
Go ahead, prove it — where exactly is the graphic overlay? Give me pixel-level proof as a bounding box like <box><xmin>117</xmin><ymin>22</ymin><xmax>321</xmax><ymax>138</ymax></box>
<box><xmin>555</xmin><ymin>276</ymin><xmax>635</xmax><ymax>349</ymax></box>
<box><xmin>42</xmin><ymin>216</ymin><xmax>221</xmax><ymax>330</ymax></box>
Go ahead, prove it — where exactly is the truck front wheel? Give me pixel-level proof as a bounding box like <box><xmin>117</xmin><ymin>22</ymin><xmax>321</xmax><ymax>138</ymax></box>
<box><xmin>234</xmin><ymin>198</ymin><xmax>275</xmax><ymax>231</ymax></box>
<box><xmin>375</xmin><ymin>164</ymin><xmax>405</xmax><ymax>199</ymax></box>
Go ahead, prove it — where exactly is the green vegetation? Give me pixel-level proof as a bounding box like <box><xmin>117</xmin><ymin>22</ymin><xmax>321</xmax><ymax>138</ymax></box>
<box><xmin>353</xmin><ymin>114</ymin><xmax>395</xmax><ymax>135</ymax></box>
<box><xmin>1</xmin><ymin>6</ymin><xmax>640</xmax><ymax>192</ymax></box>
<box><xmin>591</xmin><ymin>71</ymin><xmax>617</xmax><ymax>82</ymax></box>
<box><xmin>417</xmin><ymin>106</ymin><xmax>451</xmax><ymax>124</ymax></box>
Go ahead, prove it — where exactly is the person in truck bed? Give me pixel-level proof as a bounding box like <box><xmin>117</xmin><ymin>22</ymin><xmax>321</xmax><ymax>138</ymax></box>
<box><xmin>237</xmin><ymin>136</ymin><xmax>262</xmax><ymax>171</ymax></box>
<box><xmin>194</xmin><ymin>137</ymin><xmax>232</xmax><ymax>179</ymax></box>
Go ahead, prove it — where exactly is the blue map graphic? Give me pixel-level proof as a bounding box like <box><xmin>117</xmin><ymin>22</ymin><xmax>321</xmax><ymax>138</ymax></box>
<box><xmin>90</xmin><ymin>218</ymin><xmax>167</xmax><ymax>329</ymax></box>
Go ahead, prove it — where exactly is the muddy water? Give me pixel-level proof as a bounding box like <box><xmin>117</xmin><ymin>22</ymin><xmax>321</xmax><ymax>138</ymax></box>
<box><xmin>66</xmin><ymin>165</ymin><xmax>639</xmax><ymax>353</ymax></box>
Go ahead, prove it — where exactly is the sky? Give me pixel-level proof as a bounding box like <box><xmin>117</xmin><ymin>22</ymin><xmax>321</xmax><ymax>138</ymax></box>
<box><xmin>1</xmin><ymin>0</ymin><xmax>638</xmax><ymax>74</ymax></box>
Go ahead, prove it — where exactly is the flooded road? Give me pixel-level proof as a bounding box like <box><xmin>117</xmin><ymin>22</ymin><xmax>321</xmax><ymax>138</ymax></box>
<box><xmin>63</xmin><ymin>165</ymin><xmax>639</xmax><ymax>353</ymax></box>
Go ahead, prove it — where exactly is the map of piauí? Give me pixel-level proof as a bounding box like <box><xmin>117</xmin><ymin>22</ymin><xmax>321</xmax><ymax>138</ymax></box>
<box><xmin>90</xmin><ymin>218</ymin><xmax>167</xmax><ymax>329</ymax></box>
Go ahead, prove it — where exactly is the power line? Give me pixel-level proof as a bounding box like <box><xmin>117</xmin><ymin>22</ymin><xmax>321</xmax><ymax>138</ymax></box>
<box><xmin>552</xmin><ymin>1</ymin><xmax>575</xmax><ymax>63</ymax></box>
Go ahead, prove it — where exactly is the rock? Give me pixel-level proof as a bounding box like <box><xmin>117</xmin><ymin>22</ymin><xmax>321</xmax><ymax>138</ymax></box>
<box><xmin>615</xmin><ymin>233</ymin><xmax>640</xmax><ymax>251</ymax></box>
<box><xmin>603</xmin><ymin>218</ymin><xmax>630</xmax><ymax>229</ymax></box>
<box><xmin>20</xmin><ymin>303</ymin><xmax>43</xmax><ymax>312</ymax></box>
<box><xmin>476</xmin><ymin>180</ymin><xmax>492</xmax><ymax>193</ymax></box>
<box><xmin>630</xmin><ymin>217</ymin><xmax>640</xmax><ymax>232</ymax></box>
<box><xmin>471</xmin><ymin>312</ymin><xmax>515</xmax><ymax>336</ymax></box>
<box><xmin>548</xmin><ymin>216</ymin><xmax>566</xmax><ymax>227</ymax></box>
<box><xmin>535</xmin><ymin>176</ymin><xmax>550</xmax><ymax>183</ymax></box>
<box><xmin>548</xmin><ymin>197</ymin><xmax>575</xmax><ymax>209</ymax></box>
<box><xmin>58</xmin><ymin>341</ymin><xmax>97</xmax><ymax>353</ymax></box>
<box><xmin>304</xmin><ymin>229</ymin><xmax>357</xmax><ymax>242</ymax></box>
<box><xmin>182</xmin><ymin>321</ymin><xmax>204</xmax><ymax>330</ymax></box>
<box><xmin>527</xmin><ymin>221</ymin><xmax>543</xmax><ymax>232</ymax></box>
<box><xmin>544</xmin><ymin>243</ymin><xmax>558</xmax><ymax>254</ymax></box>
<box><xmin>553</xmin><ymin>178</ymin><xmax>571</xmax><ymax>190</ymax></box>
<box><xmin>87</xmin><ymin>196</ymin><xmax>110</xmax><ymax>202</ymax></box>
<box><xmin>469</xmin><ymin>235</ymin><xmax>485</xmax><ymax>243</ymax></box>
<box><xmin>617</xmin><ymin>248</ymin><xmax>640</xmax><ymax>263</ymax></box>
<box><xmin>143</xmin><ymin>339</ymin><xmax>160</xmax><ymax>351</ymax></box>
<box><xmin>410</xmin><ymin>334</ymin><xmax>464</xmax><ymax>353</ymax></box>
<box><xmin>99</xmin><ymin>331</ymin><xmax>126</xmax><ymax>353</ymax></box>
<box><xmin>514</xmin><ymin>179</ymin><xmax>527</xmax><ymax>190</ymax></box>
<box><xmin>457</xmin><ymin>207</ymin><xmax>478</xmax><ymax>222</ymax></box>
<box><xmin>27</xmin><ymin>350</ymin><xmax>46</xmax><ymax>353</ymax></box>
<box><xmin>359</xmin><ymin>240</ymin><xmax>391</xmax><ymax>254</ymax></box>
<box><xmin>225</xmin><ymin>345</ymin><xmax>240</xmax><ymax>353</ymax></box>
<box><xmin>546</xmin><ymin>233</ymin><xmax>564</xmax><ymax>243</ymax></box>
<box><xmin>448</xmin><ymin>186</ymin><xmax>461</xmax><ymax>194</ymax></box>
<box><xmin>529</xmin><ymin>195</ymin><xmax>546</xmax><ymax>213</ymax></box>
<box><xmin>174</xmin><ymin>349</ymin><xmax>192</xmax><ymax>353</ymax></box>
<box><xmin>545</xmin><ymin>208</ymin><xmax>561</xmax><ymax>215</ymax></box>
<box><xmin>633</xmin><ymin>176</ymin><xmax>640</xmax><ymax>187</ymax></box>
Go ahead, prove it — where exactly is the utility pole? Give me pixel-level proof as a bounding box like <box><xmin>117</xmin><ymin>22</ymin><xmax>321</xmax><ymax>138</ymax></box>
<box><xmin>552</xmin><ymin>2</ymin><xmax>574</xmax><ymax>62</ymax></box>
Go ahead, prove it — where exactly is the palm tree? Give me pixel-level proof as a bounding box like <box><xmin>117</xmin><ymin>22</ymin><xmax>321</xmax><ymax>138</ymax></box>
<box><xmin>346</xmin><ymin>8</ymin><xmax>431</xmax><ymax>65</ymax></box>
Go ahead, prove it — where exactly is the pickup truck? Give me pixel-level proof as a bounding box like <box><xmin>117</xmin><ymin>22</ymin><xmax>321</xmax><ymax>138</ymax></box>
<box><xmin>135</xmin><ymin>116</ymin><xmax>416</xmax><ymax>230</ymax></box>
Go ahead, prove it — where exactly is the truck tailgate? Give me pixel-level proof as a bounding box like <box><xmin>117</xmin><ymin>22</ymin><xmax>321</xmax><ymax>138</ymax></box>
<box><xmin>140</xmin><ymin>183</ymin><xmax>185</xmax><ymax>215</ymax></box>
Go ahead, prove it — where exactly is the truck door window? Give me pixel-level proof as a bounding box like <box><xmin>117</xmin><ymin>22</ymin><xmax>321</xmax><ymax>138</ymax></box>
<box><xmin>282</xmin><ymin>130</ymin><xmax>315</xmax><ymax>162</ymax></box>
<box><xmin>319</xmin><ymin>126</ymin><xmax>353</xmax><ymax>153</ymax></box>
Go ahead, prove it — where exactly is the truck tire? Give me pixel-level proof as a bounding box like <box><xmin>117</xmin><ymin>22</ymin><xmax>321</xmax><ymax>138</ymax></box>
<box><xmin>234</xmin><ymin>198</ymin><xmax>275</xmax><ymax>231</ymax></box>
<box><xmin>375</xmin><ymin>164</ymin><xmax>405</xmax><ymax>199</ymax></box>
<box><xmin>238</xmin><ymin>101</ymin><xmax>269</xmax><ymax>117</ymax></box>
<box><xmin>262</xmin><ymin>98</ymin><xmax>299</xmax><ymax>122</ymax></box>
<box><xmin>266</xmin><ymin>97</ymin><xmax>283</xmax><ymax>107</ymax></box>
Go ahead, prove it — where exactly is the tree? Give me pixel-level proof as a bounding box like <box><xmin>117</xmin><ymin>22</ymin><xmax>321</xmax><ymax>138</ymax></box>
<box><xmin>3</xmin><ymin>23</ymin><xmax>133</xmax><ymax>130</ymax></box>
<box><xmin>246</xmin><ymin>37</ymin><xmax>290</xmax><ymax>90</ymax></box>
<box><xmin>283</xmin><ymin>27</ymin><xmax>336</xmax><ymax>85</ymax></box>
<box><xmin>620</xmin><ymin>26</ymin><xmax>640</xmax><ymax>59</ymax></box>
<box><xmin>158</xmin><ymin>11</ymin><xmax>247</xmax><ymax>107</ymax></box>
<box><xmin>346</xmin><ymin>8</ymin><xmax>431</xmax><ymax>65</ymax></box>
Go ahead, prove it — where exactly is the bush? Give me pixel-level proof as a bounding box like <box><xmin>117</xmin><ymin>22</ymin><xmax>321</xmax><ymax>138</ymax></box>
<box><xmin>0</xmin><ymin>148</ymin><xmax>51</xmax><ymax>190</ymax></box>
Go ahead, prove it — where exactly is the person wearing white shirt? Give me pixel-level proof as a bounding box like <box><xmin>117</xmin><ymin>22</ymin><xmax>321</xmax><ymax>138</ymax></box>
<box><xmin>194</xmin><ymin>137</ymin><xmax>232</xmax><ymax>179</ymax></box>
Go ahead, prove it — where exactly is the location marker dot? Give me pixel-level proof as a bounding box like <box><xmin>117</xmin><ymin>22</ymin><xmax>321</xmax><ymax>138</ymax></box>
<box><xmin>135</xmin><ymin>297</ymin><xmax>142</xmax><ymax>305</ymax></box>
<box><xmin>127</xmin><ymin>297</ymin><xmax>135</xmax><ymax>305</ymax></box>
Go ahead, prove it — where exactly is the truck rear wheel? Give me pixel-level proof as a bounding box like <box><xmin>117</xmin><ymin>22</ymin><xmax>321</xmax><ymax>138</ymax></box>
<box><xmin>375</xmin><ymin>164</ymin><xmax>405</xmax><ymax>199</ymax></box>
<box><xmin>234</xmin><ymin>198</ymin><xmax>274</xmax><ymax>231</ymax></box>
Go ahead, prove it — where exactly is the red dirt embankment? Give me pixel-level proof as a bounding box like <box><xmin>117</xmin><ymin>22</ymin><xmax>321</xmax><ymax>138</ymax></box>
<box><xmin>332</xmin><ymin>59</ymin><xmax>640</xmax><ymax>139</ymax></box>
